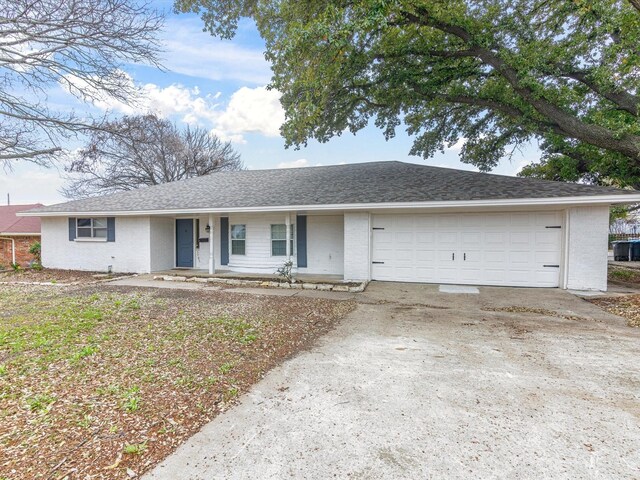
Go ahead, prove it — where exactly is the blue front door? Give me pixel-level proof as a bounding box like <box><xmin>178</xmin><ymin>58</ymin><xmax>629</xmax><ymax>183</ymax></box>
<box><xmin>176</xmin><ymin>219</ymin><xmax>194</xmax><ymax>268</ymax></box>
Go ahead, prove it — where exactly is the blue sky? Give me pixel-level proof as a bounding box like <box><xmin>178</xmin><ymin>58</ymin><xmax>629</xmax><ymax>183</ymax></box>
<box><xmin>0</xmin><ymin>2</ymin><xmax>541</xmax><ymax>205</ymax></box>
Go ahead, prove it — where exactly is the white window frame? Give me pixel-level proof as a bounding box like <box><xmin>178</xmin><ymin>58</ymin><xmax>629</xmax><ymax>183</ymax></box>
<box><xmin>271</xmin><ymin>224</ymin><xmax>295</xmax><ymax>257</ymax></box>
<box><xmin>230</xmin><ymin>224</ymin><xmax>246</xmax><ymax>256</ymax></box>
<box><xmin>76</xmin><ymin>217</ymin><xmax>108</xmax><ymax>241</ymax></box>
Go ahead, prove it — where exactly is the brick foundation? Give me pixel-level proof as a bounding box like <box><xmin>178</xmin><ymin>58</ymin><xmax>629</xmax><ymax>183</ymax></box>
<box><xmin>0</xmin><ymin>235</ymin><xmax>40</xmax><ymax>268</ymax></box>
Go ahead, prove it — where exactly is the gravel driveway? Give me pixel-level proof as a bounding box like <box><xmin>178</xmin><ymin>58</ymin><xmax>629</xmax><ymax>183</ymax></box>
<box><xmin>146</xmin><ymin>282</ymin><xmax>640</xmax><ymax>479</ymax></box>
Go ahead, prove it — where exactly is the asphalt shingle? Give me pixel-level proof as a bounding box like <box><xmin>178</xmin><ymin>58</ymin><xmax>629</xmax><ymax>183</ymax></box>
<box><xmin>27</xmin><ymin>161</ymin><xmax>638</xmax><ymax>214</ymax></box>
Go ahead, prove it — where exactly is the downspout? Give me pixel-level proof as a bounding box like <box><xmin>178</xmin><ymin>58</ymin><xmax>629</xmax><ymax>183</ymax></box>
<box><xmin>0</xmin><ymin>236</ymin><xmax>16</xmax><ymax>265</ymax></box>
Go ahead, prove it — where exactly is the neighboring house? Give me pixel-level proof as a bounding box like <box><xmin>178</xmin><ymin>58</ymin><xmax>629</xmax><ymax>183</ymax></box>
<box><xmin>20</xmin><ymin>162</ymin><xmax>640</xmax><ymax>290</ymax></box>
<box><xmin>0</xmin><ymin>204</ymin><xmax>43</xmax><ymax>267</ymax></box>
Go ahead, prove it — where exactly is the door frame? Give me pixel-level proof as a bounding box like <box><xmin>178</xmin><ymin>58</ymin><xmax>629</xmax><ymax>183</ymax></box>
<box><xmin>175</xmin><ymin>218</ymin><xmax>195</xmax><ymax>268</ymax></box>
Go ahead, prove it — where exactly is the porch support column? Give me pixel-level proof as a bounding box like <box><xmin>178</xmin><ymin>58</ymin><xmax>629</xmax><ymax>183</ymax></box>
<box><xmin>285</xmin><ymin>212</ymin><xmax>291</xmax><ymax>259</ymax></box>
<box><xmin>208</xmin><ymin>213</ymin><xmax>214</xmax><ymax>275</ymax></box>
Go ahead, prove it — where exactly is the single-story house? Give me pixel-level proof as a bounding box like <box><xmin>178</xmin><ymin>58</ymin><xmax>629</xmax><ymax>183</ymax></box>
<box><xmin>20</xmin><ymin>161</ymin><xmax>640</xmax><ymax>290</ymax></box>
<box><xmin>0</xmin><ymin>203</ymin><xmax>42</xmax><ymax>267</ymax></box>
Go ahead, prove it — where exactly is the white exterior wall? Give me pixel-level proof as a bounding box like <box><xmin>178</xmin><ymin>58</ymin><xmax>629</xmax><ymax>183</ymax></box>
<box><xmin>150</xmin><ymin>217</ymin><xmax>174</xmax><ymax>272</ymax></box>
<box><xmin>298</xmin><ymin>215</ymin><xmax>344</xmax><ymax>275</ymax></box>
<box><xmin>565</xmin><ymin>206</ymin><xmax>610</xmax><ymax>291</ymax></box>
<box><xmin>227</xmin><ymin>213</ymin><xmax>296</xmax><ymax>273</ymax></box>
<box><xmin>41</xmin><ymin>216</ymin><xmax>151</xmax><ymax>273</ymax></box>
<box><xmin>343</xmin><ymin>212</ymin><xmax>371</xmax><ymax>281</ymax></box>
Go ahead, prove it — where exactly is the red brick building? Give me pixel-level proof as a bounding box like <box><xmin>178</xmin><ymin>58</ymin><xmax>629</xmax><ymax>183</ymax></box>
<box><xmin>0</xmin><ymin>204</ymin><xmax>42</xmax><ymax>267</ymax></box>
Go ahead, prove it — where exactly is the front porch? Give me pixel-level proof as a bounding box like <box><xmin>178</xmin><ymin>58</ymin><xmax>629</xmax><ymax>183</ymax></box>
<box><xmin>153</xmin><ymin>212</ymin><xmax>346</xmax><ymax>278</ymax></box>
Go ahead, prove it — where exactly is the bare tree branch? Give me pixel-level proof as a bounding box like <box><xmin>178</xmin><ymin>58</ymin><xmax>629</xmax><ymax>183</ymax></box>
<box><xmin>62</xmin><ymin>114</ymin><xmax>244</xmax><ymax>198</ymax></box>
<box><xmin>0</xmin><ymin>0</ymin><xmax>163</xmax><ymax>167</ymax></box>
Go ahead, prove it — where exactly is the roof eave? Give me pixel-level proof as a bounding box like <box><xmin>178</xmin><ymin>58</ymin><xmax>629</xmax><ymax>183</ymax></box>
<box><xmin>17</xmin><ymin>194</ymin><xmax>640</xmax><ymax>217</ymax></box>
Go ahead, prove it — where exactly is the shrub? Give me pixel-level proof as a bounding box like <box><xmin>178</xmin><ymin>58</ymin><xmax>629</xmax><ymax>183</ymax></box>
<box><xmin>29</xmin><ymin>241</ymin><xmax>41</xmax><ymax>264</ymax></box>
<box><xmin>276</xmin><ymin>260</ymin><xmax>294</xmax><ymax>283</ymax></box>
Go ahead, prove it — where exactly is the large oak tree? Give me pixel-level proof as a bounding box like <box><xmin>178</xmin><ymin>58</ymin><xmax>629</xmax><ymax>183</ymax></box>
<box><xmin>175</xmin><ymin>0</ymin><xmax>640</xmax><ymax>187</ymax></box>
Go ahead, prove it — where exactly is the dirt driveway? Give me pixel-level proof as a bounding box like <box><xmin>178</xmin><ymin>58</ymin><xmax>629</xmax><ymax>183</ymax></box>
<box><xmin>146</xmin><ymin>282</ymin><xmax>640</xmax><ymax>479</ymax></box>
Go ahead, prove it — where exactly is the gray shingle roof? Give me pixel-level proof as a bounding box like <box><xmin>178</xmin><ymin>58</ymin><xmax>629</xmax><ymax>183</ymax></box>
<box><xmin>27</xmin><ymin>161</ymin><xmax>639</xmax><ymax>214</ymax></box>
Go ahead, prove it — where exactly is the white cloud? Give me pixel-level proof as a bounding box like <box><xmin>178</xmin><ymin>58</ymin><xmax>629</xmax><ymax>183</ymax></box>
<box><xmin>277</xmin><ymin>159</ymin><xmax>310</xmax><ymax>169</ymax></box>
<box><xmin>446</xmin><ymin>138</ymin><xmax>467</xmax><ymax>151</ymax></box>
<box><xmin>161</xmin><ymin>17</ymin><xmax>272</xmax><ymax>85</ymax></box>
<box><xmin>62</xmin><ymin>72</ymin><xmax>222</xmax><ymax>126</ymax></box>
<box><xmin>62</xmin><ymin>73</ymin><xmax>284</xmax><ymax>143</ymax></box>
<box><xmin>277</xmin><ymin>159</ymin><xmax>325</xmax><ymax>169</ymax></box>
<box><xmin>212</xmin><ymin>86</ymin><xmax>284</xmax><ymax>142</ymax></box>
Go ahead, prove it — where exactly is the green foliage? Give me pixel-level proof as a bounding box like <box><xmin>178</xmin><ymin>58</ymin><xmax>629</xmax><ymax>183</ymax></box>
<box><xmin>122</xmin><ymin>386</ymin><xmax>141</xmax><ymax>412</ymax></box>
<box><xmin>71</xmin><ymin>345</ymin><xmax>98</xmax><ymax>363</ymax></box>
<box><xmin>29</xmin><ymin>241</ymin><xmax>41</xmax><ymax>263</ymax></box>
<box><xmin>176</xmin><ymin>0</ymin><xmax>640</xmax><ymax>187</ymax></box>
<box><xmin>218</xmin><ymin>362</ymin><xmax>234</xmax><ymax>374</ymax></box>
<box><xmin>10</xmin><ymin>263</ymin><xmax>21</xmax><ymax>272</ymax></box>
<box><xmin>276</xmin><ymin>260</ymin><xmax>294</xmax><ymax>283</ymax></box>
<box><xmin>123</xmin><ymin>441</ymin><xmax>147</xmax><ymax>455</ymax></box>
<box><xmin>211</xmin><ymin>316</ymin><xmax>259</xmax><ymax>344</ymax></box>
<box><xmin>610</xmin><ymin>268</ymin><xmax>636</xmax><ymax>281</ymax></box>
<box><xmin>26</xmin><ymin>393</ymin><xmax>55</xmax><ymax>413</ymax></box>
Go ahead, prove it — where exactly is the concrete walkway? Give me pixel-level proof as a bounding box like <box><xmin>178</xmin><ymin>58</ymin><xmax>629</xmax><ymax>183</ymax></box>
<box><xmin>143</xmin><ymin>282</ymin><xmax>640</xmax><ymax>479</ymax></box>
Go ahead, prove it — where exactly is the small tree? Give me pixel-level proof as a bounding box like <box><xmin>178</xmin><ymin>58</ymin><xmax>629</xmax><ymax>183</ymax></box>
<box><xmin>62</xmin><ymin>115</ymin><xmax>243</xmax><ymax>198</ymax></box>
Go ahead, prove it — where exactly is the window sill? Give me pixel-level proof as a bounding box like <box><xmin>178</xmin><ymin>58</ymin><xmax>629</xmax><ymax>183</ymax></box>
<box><xmin>74</xmin><ymin>238</ymin><xmax>108</xmax><ymax>243</ymax></box>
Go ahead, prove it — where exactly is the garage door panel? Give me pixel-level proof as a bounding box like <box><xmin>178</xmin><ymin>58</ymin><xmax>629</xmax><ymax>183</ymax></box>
<box><xmin>371</xmin><ymin>212</ymin><xmax>561</xmax><ymax>287</ymax></box>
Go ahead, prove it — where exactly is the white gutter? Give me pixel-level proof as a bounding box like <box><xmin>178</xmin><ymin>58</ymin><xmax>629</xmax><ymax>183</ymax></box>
<box><xmin>16</xmin><ymin>193</ymin><xmax>640</xmax><ymax>217</ymax></box>
<box><xmin>0</xmin><ymin>236</ymin><xmax>16</xmax><ymax>265</ymax></box>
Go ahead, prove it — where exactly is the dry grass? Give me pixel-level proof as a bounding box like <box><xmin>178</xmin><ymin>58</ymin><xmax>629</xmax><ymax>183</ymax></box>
<box><xmin>0</xmin><ymin>268</ymin><xmax>126</xmax><ymax>284</ymax></box>
<box><xmin>0</xmin><ymin>284</ymin><xmax>355</xmax><ymax>479</ymax></box>
<box><xmin>589</xmin><ymin>295</ymin><xmax>640</xmax><ymax>327</ymax></box>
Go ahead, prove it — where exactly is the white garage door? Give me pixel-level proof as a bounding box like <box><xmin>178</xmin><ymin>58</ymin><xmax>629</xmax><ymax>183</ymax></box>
<box><xmin>371</xmin><ymin>212</ymin><xmax>563</xmax><ymax>287</ymax></box>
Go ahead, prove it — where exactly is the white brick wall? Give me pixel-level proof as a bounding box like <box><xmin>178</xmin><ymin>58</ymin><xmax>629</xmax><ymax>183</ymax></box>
<box><xmin>343</xmin><ymin>212</ymin><xmax>371</xmax><ymax>281</ymax></box>
<box><xmin>565</xmin><ymin>206</ymin><xmax>609</xmax><ymax>291</ymax></box>
<box><xmin>150</xmin><ymin>217</ymin><xmax>174</xmax><ymax>272</ymax></box>
<box><xmin>41</xmin><ymin>216</ymin><xmax>151</xmax><ymax>273</ymax></box>
<box><xmin>298</xmin><ymin>215</ymin><xmax>344</xmax><ymax>275</ymax></box>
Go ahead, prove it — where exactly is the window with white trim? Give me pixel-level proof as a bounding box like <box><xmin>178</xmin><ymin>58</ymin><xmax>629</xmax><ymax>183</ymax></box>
<box><xmin>271</xmin><ymin>224</ymin><xmax>295</xmax><ymax>256</ymax></box>
<box><xmin>230</xmin><ymin>224</ymin><xmax>246</xmax><ymax>255</ymax></box>
<box><xmin>77</xmin><ymin>218</ymin><xmax>107</xmax><ymax>238</ymax></box>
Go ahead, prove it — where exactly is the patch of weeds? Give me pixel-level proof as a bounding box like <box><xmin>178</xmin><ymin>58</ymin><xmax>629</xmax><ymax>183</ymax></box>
<box><xmin>71</xmin><ymin>345</ymin><xmax>98</xmax><ymax>363</ymax></box>
<box><xmin>211</xmin><ymin>316</ymin><xmax>260</xmax><ymax>345</ymax></box>
<box><xmin>126</xmin><ymin>297</ymin><xmax>141</xmax><ymax>310</ymax></box>
<box><xmin>0</xmin><ymin>364</ymin><xmax>6</xmax><ymax>376</ymax></box>
<box><xmin>121</xmin><ymin>386</ymin><xmax>141</xmax><ymax>412</ymax></box>
<box><xmin>205</xmin><ymin>375</ymin><xmax>219</xmax><ymax>386</ymax></box>
<box><xmin>123</xmin><ymin>441</ymin><xmax>147</xmax><ymax>455</ymax></box>
<box><xmin>26</xmin><ymin>393</ymin><xmax>55</xmax><ymax>413</ymax></box>
<box><xmin>175</xmin><ymin>375</ymin><xmax>196</xmax><ymax>388</ymax></box>
<box><xmin>108</xmin><ymin>425</ymin><xmax>119</xmax><ymax>434</ymax></box>
<box><xmin>218</xmin><ymin>362</ymin><xmax>234</xmax><ymax>375</ymax></box>
<box><xmin>610</xmin><ymin>268</ymin><xmax>637</xmax><ymax>282</ymax></box>
<box><xmin>223</xmin><ymin>387</ymin><xmax>239</xmax><ymax>402</ymax></box>
<box><xmin>77</xmin><ymin>414</ymin><xmax>93</xmax><ymax>429</ymax></box>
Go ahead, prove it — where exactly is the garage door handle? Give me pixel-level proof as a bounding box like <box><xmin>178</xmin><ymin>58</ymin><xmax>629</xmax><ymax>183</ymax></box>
<box><xmin>464</xmin><ymin>253</ymin><xmax>466</xmax><ymax>261</ymax></box>
<box><xmin>372</xmin><ymin>261</ymin><xmax>385</xmax><ymax>264</ymax></box>
<box><xmin>543</xmin><ymin>264</ymin><xmax>560</xmax><ymax>268</ymax></box>
<box><xmin>452</xmin><ymin>253</ymin><xmax>455</xmax><ymax>261</ymax></box>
